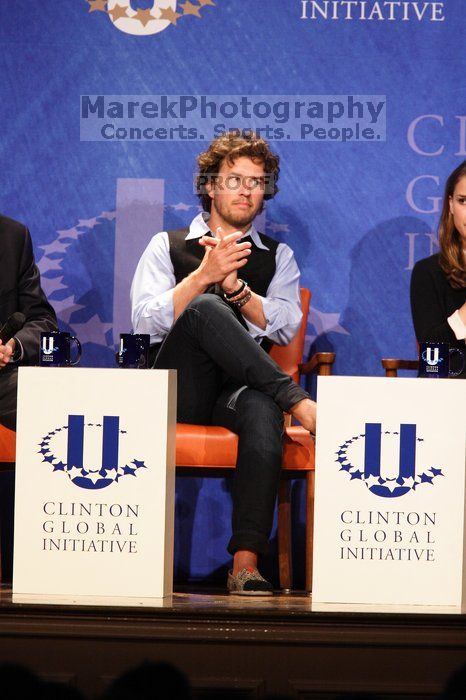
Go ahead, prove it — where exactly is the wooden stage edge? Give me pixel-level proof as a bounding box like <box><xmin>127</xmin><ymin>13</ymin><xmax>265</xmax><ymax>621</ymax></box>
<box><xmin>1</xmin><ymin>585</ymin><xmax>466</xmax><ymax>699</ymax></box>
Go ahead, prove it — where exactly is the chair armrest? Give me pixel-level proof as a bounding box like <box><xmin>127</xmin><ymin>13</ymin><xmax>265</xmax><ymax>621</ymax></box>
<box><xmin>299</xmin><ymin>352</ymin><xmax>336</xmax><ymax>377</ymax></box>
<box><xmin>381</xmin><ymin>358</ymin><xmax>419</xmax><ymax>378</ymax></box>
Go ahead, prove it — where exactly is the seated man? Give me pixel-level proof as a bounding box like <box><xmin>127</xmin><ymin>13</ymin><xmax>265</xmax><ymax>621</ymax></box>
<box><xmin>0</xmin><ymin>214</ymin><xmax>57</xmax><ymax>431</ymax></box>
<box><xmin>131</xmin><ymin>132</ymin><xmax>316</xmax><ymax>595</ymax></box>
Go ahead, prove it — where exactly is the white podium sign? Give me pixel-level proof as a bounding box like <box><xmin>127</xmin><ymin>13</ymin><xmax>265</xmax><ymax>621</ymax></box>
<box><xmin>13</xmin><ymin>367</ymin><xmax>176</xmax><ymax>603</ymax></box>
<box><xmin>313</xmin><ymin>376</ymin><xmax>466</xmax><ymax>607</ymax></box>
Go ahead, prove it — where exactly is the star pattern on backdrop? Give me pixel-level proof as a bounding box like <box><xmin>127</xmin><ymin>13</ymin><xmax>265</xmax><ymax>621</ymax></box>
<box><xmin>49</xmin><ymin>297</ymin><xmax>86</xmax><ymax>326</ymax></box>
<box><xmin>100</xmin><ymin>210</ymin><xmax>116</xmax><ymax>221</ymax></box>
<box><xmin>135</xmin><ymin>8</ymin><xmax>155</xmax><ymax>26</ymax></box>
<box><xmin>39</xmin><ymin>239</ymin><xmax>71</xmax><ymax>256</ymax></box>
<box><xmin>87</xmin><ymin>0</ymin><xmax>107</xmax><ymax>11</ymax></box>
<box><xmin>38</xmin><ymin>211</ymin><xmax>116</xmax><ymax>344</ymax></box>
<box><xmin>180</xmin><ymin>1</ymin><xmax>202</xmax><ymax>17</ymax></box>
<box><xmin>107</xmin><ymin>3</ymin><xmax>128</xmax><ymax>21</ymax></box>
<box><xmin>171</xmin><ymin>202</ymin><xmax>194</xmax><ymax>211</ymax></box>
<box><xmin>38</xmin><ymin>257</ymin><xmax>65</xmax><ymax>274</ymax></box>
<box><xmin>159</xmin><ymin>6</ymin><xmax>182</xmax><ymax>24</ymax></box>
<box><xmin>78</xmin><ymin>217</ymin><xmax>101</xmax><ymax>229</ymax></box>
<box><xmin>41</xmin><ymin>276</ymin><xmax>67</xmax><ymax>297</ymax></box>
<box><xmin>85</xmin><ymin>0</ymin><xmax>216</xmax><ymax>28</ymax></box>
<box><xmin>71</xmin><ymin>315</ymin><xmax>113</xmax><ymax>347</ymax></box>
<box><xmin>304</xmin><ymin>307</ymin><xmax>350</xmax><ymax>354</ymax></box>
<box><xmin>309</xmin><ymin>308</ymin><xmax>350</xmax><ymax>339</ymax></box>
<box><xmin>266</xmin><ymin>221</ymin><xmax>290</xmax><ymax>234</ymax></box>
<box><xmin>55</xmin><ymin>226</ymin><xmax>83</xmax><ymax>240</ymax></box>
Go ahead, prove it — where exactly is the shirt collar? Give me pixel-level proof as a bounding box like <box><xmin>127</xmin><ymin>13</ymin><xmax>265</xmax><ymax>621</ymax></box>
<box><xmin>186</xmin><ymin>212</ymin><xmax>269</xmax><ymax>250</ymax></box>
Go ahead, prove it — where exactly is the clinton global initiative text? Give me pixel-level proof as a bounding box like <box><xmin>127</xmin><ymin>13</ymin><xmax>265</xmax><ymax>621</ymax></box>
<box><xmin>341</xmin><ymin>547</ymin><xmax>435</xmax><ymax>561</ymax></box>
<box><xmin>42</xmin><ymin>538</ymin><xmax>137</xmax><ymax>553</ymax></box>
<box><xmin>300</xmin><ymin>1</ymin><xmax>445</xmax><ymax>21</ymax></box>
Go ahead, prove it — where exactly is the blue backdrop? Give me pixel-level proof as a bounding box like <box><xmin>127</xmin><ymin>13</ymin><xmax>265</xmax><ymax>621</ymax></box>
<box><xmin>1</xmin><ymin>0</ymin><xmax>464</xmax><ymax>585</ymax></box>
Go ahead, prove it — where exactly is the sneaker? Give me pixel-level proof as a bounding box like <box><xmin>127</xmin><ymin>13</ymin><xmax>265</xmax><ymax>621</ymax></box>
<box><xmin>227</xmin><ymin>566</ymin><xmax>274</xmax><ymax>596</ymax></box>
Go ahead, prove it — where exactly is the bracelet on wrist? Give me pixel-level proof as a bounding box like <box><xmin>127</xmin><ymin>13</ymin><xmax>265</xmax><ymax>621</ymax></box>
<box><xmin>223</xmin><ymin>279</ymin><xmax>246</xmax><ymax>300</ymax></box>
<box><xmin>232</xmin><ymin>290</ymin><xmax>252</xmax><ymax>308</ymax></box>
<box><xmin>228</xmin><ymin>284</ymin><xmax>250</xmax><ymax>304</ymax></box>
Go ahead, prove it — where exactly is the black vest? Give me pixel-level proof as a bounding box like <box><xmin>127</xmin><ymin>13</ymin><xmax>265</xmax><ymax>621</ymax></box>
<box><xmin>167</xmin><ymin>227</ymin><xmax>279</xmax><ymax>296</ymax></box>
<box><xmin>157</xmin><ymin>226</ymin><xmax>279</xmax><ymax>357</ymax></box>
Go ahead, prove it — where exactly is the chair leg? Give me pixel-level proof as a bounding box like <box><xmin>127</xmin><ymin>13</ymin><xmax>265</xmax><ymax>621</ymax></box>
<box><xmin>305</xmin><ymin>470</ymin><xmax>315</xmax><ymax>594</ymax></box>
<box><xmin>277</xmin><ymin>478</ymin><xmax>293</xmax><ymax>592</ymax></box>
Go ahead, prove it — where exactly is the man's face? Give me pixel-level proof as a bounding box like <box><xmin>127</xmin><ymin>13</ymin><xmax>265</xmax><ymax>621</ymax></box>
<box><xmin>207</xmin><ymin>156</ymin><xmax>267</xmax><ymax>229</ymax></box>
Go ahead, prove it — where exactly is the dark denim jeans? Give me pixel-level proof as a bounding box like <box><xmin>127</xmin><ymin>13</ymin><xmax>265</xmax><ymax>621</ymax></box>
<box><xmin>155</xmin><ymin>294</ymin><xmax>309</xmax><ymax>555</ymax></box>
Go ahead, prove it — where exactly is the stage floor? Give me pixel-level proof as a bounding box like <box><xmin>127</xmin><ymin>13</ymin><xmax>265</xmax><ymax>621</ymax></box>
<box><xmin>6</xmin><ymin>585</ymin><xmax>466</xmax><ymax>614</ymax></box>
<box><xmin>1</xmin><ymin>586</ymin><xmax>466</xmax><ymax>698</ymax></box>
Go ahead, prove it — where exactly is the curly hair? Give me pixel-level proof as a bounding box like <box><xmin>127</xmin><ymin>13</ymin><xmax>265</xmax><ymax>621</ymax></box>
<box><xmin>439</xmin><ymin>160</ymin><xmax>466</xmax><ymax>289</ymax></box>
<box><xmin>195</xmin><ymin>130</ymin><xmax>280</xmax><ymax>212</ymax></box>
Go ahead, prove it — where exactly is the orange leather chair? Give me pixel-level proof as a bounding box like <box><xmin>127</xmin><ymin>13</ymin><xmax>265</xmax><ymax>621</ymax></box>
<box><xmin>176</xmin><ymin>289</ymin><xmax>335</xmax><ymax>592</ymax></box>
<box><xmin>0</xmin><ymin>425</ymin><xmax>16</xmax><ymax>581</ymax></box>
<box><xmin>0</xmin><ymin>425</ymin><xmax>15</xmax><ymax>465</ymax></box>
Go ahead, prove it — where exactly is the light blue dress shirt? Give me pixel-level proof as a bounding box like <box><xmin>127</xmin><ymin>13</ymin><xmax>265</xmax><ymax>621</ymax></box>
<box><xmin>131</xmin><ymin>212</ymin><xmax>303</xmax><ymax>346</ymax></box>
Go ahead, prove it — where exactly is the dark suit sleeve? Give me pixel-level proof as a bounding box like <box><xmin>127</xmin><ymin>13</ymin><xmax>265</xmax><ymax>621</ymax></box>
<box><xmin>410</xmin><ymin>258</ymin><xmax>456</xmax><ymax>343</ymax></box>
<box><xmin>13</xmin><ymin>226</ymin><xmax>58</xmax><ymax>363</ymax></box>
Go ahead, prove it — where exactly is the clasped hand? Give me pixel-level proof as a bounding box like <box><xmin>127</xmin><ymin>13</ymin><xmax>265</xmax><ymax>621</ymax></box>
<box><xmin>0</xmin><ymin>339</ymin><xmax>15</xmax><ymax>370</ymax></box>
<box><xmin>198</xmin><ymin>228</ymin><xmax>251</xmax><ymax>292</ymax></box>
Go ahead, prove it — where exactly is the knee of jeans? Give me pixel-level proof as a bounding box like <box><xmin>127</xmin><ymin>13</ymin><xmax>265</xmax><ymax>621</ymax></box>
<box><xmin>188</xmin><ymin>293</ymin><xmax>223</xmax><ymax>314</ymax></box>
<box><xmin>236</xmin><ymin>390</ymin><xmax>284</xmax><ymax>433</ymax></box>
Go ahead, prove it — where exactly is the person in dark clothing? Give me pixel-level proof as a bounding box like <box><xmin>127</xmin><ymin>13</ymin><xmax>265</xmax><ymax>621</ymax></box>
<box><xmin>0</xmin><ymin>214</ymin><xmax>58</xmax><ymax>429</ymax></box>
<box><xmin>101</xmin><ymin>661</ymin><xmax>191</xmax><ymax>700</ymax></box>
<box><xmin>131</xmin><ymin>132</ymin><xmax>316</xmax><ymax>594</ymax></box>
<box><xmin>410</xmin><ymin>161</ymin><xmax>466</xmax><ymax>377</ymax></box>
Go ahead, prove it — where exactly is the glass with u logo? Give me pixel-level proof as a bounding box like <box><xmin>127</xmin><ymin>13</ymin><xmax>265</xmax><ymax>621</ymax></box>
<box><xmin>39</xmin><ymin>331</ymin><xmax>82</xmax><ymax>367</ymax></box>
<box><xmin>418</xmin><ymin>341</ymin><xmax>465</xmax><ymax>378</ymax></box>
<box><xmin>117</xmin><ymin>333</ymin><xmax>150</xmax><ymax>369</ymax></box>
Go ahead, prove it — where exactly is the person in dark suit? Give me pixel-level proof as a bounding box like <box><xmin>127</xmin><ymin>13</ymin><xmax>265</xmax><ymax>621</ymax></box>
<box><xmin>410</xmin><ymin>161</ymin><xmax>466</xmax><ymax>377</ymax></box>
<box><xmin>0</xmin><ymin>214</ymin><xmax>58</xmax><ymax>429</ymax></box>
